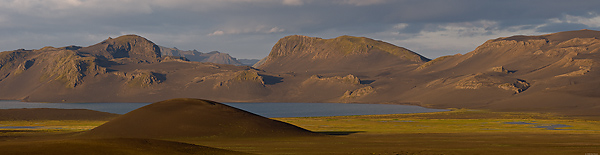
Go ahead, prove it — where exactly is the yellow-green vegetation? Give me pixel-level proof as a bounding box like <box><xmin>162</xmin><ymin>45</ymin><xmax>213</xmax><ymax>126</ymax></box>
<box><xmin>0</xmin><ymin>120</ymin><xmax>108</xmax><ymax>138</ymax></box>
<box><xmin>275</xmin><ymin>109</ymin><xmax>600</xmax><ymax>134</ymax></box>
<box><xmin>0</xmin><ymin>120</ymin><xmax>108</xmax><ymax>131</ymax></box>
<box><xmin>1</xmin><ymin>109</ymin><xmax>599</xmax><ymax>154</ymax></box>
<box><xmin>187</xmin><ymin>109</ymin><xmax>600</xmax><ymax>154</ymax></box>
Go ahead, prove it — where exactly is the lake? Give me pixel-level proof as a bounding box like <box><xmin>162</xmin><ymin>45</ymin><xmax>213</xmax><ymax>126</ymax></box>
<box><xmin>0</xmin><ymin>100</ymin><xmax>447</xmax><ymax>118</ymax></box>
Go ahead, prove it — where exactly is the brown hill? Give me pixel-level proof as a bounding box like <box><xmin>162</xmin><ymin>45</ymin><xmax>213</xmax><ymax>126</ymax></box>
<box><xmin>0</xmin><ymin>108</ymin><xmax>118</xmax><ymax>121</ymax></box>
<box><xmin>202</xmin><ymin>51</ymin><xmax>244</xmax><ymax>66</ymax></box>
<box><xmin>256</xmin><ymin>35</ymin><xmax>429</xmax><ymax>74</ymax></box>
<box><xmin>83</xmin><ymin>98</ymin><xmax>316</xmax><ymax>138</ymax></box>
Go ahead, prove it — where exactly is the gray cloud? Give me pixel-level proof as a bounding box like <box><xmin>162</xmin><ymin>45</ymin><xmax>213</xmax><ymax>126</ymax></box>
<box><xmin>1</xmin><ymin>0</ymin><xmax>600</xmax><ymax>59</ymax></box>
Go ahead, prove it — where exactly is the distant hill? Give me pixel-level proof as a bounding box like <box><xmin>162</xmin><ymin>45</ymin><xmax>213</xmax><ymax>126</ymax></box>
<box><xmin>84</xmin><ymin>98</ymin><xmax>316</xmax><ymax>138</ymax></box>
<box><xmin>237</xmin><ymin>58</ymin><xmax>261</xmax><ymax>66</ymax></box>
<box><xmin>158</xmin><ymin>46</ymin><xmax>244</xmax><ymax>66</ymax></box>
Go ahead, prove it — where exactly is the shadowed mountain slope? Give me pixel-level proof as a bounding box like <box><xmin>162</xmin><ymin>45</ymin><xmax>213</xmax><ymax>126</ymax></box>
<box><xmin>84</xmin><ymin>98</ymin><xmax>316</xmax><ymax>138</ymax></box>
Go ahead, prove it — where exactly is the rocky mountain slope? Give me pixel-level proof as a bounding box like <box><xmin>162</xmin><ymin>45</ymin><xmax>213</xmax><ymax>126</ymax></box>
<box><xmin>402</xmin><ymin>30</ymin><xmax>600</xmax><ymax>115</ymax></box>
<box><xmin>1</xmin><ymin>30</ymin><xmax>599</xmax><ymax>116</ymax></box>
<box><xmin>0</xmin><ymin>35</ymin><xmax>263</xmax><ymax>102</ymax></box>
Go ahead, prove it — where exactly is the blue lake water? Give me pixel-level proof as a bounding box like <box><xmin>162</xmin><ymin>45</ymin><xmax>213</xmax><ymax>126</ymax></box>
<box><xmin>0</xmin><ymin>100</ymin><xmax>447</xmax><ymax>118</ymax></box>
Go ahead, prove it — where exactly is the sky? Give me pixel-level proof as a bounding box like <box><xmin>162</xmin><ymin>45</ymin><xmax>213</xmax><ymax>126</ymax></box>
<box><xmin>1</xmin><ymin>0</ymin><xmax>600</xmax><ymax>59</ymax></box>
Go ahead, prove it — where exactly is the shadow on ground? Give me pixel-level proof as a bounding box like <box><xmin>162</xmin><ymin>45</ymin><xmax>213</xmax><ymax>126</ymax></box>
<box><xmin>315</xmin><ymin>131</ymin><xmax>364</xmax><ymax>135</ymax></box>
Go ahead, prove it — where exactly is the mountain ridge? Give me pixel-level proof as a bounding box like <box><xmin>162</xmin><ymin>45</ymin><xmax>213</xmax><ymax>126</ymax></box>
<box><xmin>1</xmin><ymin>30</ymin><xmax>599</xmax><ymax>116</ymax></box>
<box><xmin>158</xmin><ymin>46</ymin><xmax>245</xmax><ymax>66</ymax></box>
<box><xmin>257</xmin><ymin>35</ymin><xmax>429</xmax><ymax>73</ymax></box>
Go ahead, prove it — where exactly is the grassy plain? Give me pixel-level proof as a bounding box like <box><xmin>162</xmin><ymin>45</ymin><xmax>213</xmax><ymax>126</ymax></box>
<box><xmin>276</xmin><ymin>109</ymin><xmax>600</xmax><ymax>134</ymax></box>
<box><xmin>1</xmin><ymin>109</ymin><xmax>599</xmax><ymax>154</ymax></box>
<box><xmin>183</xmin><ymin>109</ymin><xmax>600</xmax><ymax>154</ymax></box>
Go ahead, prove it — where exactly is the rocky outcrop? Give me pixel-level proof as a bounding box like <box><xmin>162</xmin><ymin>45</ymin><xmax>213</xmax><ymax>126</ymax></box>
<box><xmin>11</xmin><ymin>59</ymin><xmax>35</xmax><ymax>75</ymax></box>
<box><xmin>555</xmin><ymin>57</ymin><xmax>594</xmax><ymax>77</ymax></box>
<box><xmin>305</xmin><ymin>74</ymin><xmax>361</xmax><ymax>85</ymax></box>
<box><xmin>454</xmin><ymin>72</ymin><xmax>530</xmax><ymax>93</ymax></box>
<box><xmin>491</xmin><ymin>66</ymin><xmax>509</xmax><ymax>74</ymax></box>
<box><xmin>114</xmin><ymin>70</ymin><xmax>165</xmax><ymax>88</ymax></box>
<box><xmin>0</xmin><ymin>50</ymin><xmax>32</xmax><ymax>79</ymax></box>
<box><xmin>197</xmin><ymin>70</ymin><xmax>266</xmax><ymax>88</ymax></box>
<box><xmin>340</xmin><ymin>86</ymin><xmax>375</xmax><ymax>102</ymax></box>
<box><xmin>497</xmin><ymin>80</ymin><xmax>530</xmax><ymax>93</ymax></box>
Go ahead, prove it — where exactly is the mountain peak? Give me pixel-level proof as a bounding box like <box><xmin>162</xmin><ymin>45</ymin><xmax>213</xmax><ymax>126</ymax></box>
<box><xmin>79</xmin><ymin>34</ymin><xmax>161</xmax><ymax>62</ymax></box>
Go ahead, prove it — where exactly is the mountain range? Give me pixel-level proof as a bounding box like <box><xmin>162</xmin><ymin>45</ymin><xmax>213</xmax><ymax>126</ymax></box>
<box><xmin>159</xmin><ymin>46</ymin><xmax>256</xmax><ymax>66</ymax></box>
<box><xmin>0</xmin><ymin>30</ymin><xmax>599</xmax><ymax>116</ymax></box>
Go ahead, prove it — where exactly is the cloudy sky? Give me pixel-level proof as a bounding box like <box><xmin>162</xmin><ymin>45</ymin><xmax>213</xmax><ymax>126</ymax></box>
<box><xmin>1</xmin><ymin>0</ymin><xmax>600</xmax><ymax>59</ymax></box>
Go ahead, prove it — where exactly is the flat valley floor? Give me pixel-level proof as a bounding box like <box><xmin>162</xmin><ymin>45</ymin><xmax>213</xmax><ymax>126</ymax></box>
<box><xmin>1</xmin><ymin>109</ymin><xmax>599</xmax><ymax>155</ymax></box>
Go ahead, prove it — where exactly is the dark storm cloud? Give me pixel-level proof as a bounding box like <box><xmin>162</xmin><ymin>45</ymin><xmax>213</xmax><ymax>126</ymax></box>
<box><xmin>1</xmin><ymin>0</ymin><xmax>599</xmax><ymax>59</ymax></box>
